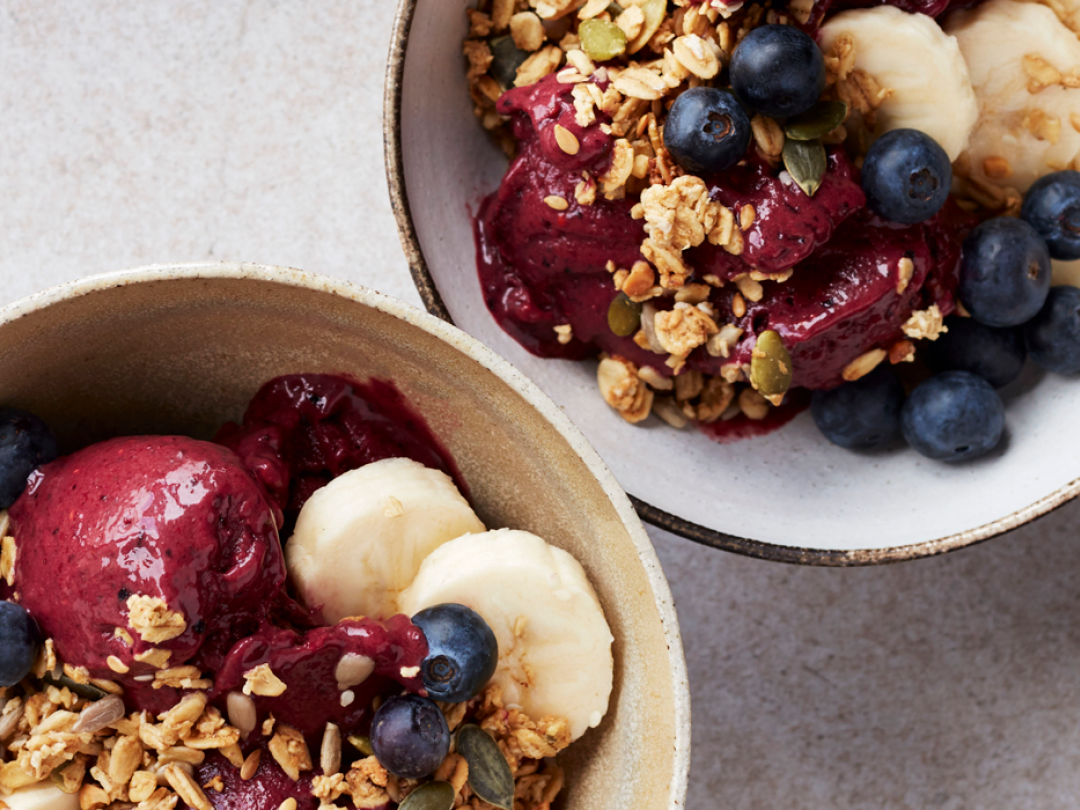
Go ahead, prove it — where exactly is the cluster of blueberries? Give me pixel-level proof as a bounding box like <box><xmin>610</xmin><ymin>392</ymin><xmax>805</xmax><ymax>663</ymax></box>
<box><xmin>0</xmin><ymin>408</ymin><xmax>55</xmax><ymax>687</ymax></box>
<box><xmin>814</xmin><ymin>172</ymin><xmax>1080</xmax><ymax>461</ymax></box>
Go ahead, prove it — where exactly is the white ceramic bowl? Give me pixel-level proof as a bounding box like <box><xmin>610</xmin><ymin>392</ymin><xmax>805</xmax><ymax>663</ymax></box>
<box><xmin>384</xmin><ymin>0</ymin><xmax>1080</xmax><ymax>564</ymax></box>
<box><xmin>0</xmin><ymin>264</ymin><xmax>689</xmax><ymax>810</ymax></box>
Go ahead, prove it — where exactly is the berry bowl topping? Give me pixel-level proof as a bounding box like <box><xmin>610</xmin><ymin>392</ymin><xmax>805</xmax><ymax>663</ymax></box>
<box><xmin>387</xmin><ymin>0</ymin><xmax>1080</xmax><ymax>557</ymax></box>
<box><xmin>0</xmin><ymin>266</ymin><xmax>687</xmax><ymax>810</ymax></box>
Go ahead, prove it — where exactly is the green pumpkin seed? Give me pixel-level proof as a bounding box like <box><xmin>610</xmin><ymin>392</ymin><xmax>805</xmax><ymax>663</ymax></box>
<box><xmin>782</xmin><ymin>138</ymin><xmax>827</xmax><ymax>197</ymax></box>
<box><xmin>749</xmin><ymin>330</ymin><xmax>793</xmax><ymax>399</ymax></box>
<box><xmin>43</xmin><ymin>673</ymin><xmax>108</xmax><ymax>701</ymax></box>
<box><xmin>608</xmin><ymin>293</ymin><xmax>643</xmax><ymax>337</ymax></box>
<box><xmin>398</xmin><ymin>781</ymin><xmax>456</xmax><ymax>810</ymax></box>
<box><xmin>347</xmin><ymin>734</ymin><xmax>374</xmax><ymax>756</ymax></box>
<box><xmin>783</xmin><ymin>101</ymin><xmax>847</xmax><ymax>141</ymax></box>
<box><xmin>579</xmin><ymin>19</ymin><xmax>627</xmax><ymax>63</ymax></box>
<box><xmin>489</xmin><ymin>36</ymin><xmax>530</xmax><ymax>89</ymax></box>
<box><xmin>457</xmin><ymin>724</ymin><xmax>514</xmax><ymax>810</ymax></box>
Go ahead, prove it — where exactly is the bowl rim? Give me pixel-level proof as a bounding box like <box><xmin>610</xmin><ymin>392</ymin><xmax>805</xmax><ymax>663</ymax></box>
<box><xmin>381</xmin><ymin>0</ymin><xmax>1080</xmax><ymax>567</ymax></box>
<box><xmin>0</xmin><ymin>261</ymin><xmax>691</xmax><ymax>807</ymax></box>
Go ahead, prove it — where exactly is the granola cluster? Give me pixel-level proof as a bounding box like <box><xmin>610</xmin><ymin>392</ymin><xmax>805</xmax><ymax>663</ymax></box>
<box><xmin>0</xmin><ymin>640</ymin><xmax>569</xmax><ymax>810</ymax></box>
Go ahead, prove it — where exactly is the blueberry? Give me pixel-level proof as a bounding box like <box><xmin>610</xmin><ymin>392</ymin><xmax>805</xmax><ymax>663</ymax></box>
<box><xmin>663</xmin><ymin>88</ymin><xmax>751</xmax><ymax>175</ymax></box>
<box><xmin>901</xmin><ymin>371</ymin><xmax>1004</xmax><ymax>461</ymax></box>
<box><xmin>810</xmin><ymin>366</ymin><xmax>905</xmax><ymax>450</ymax></box>
<box><xmin>412</xmin><ymin>604</ymin><xmax>497</xmax><ymax>703</ymax></box>
<box><xmin>0</xmin><ymin>602</ymin><xmax>40</xmax><ymax>687</ymax></box>
<box><xmin>370</xmin><ymin>694</ymin><xmax>450</xmax><ymax>779</ymax></box>
<box><xmin>1024</xmin><ymin>285</ymin><xmax>1080</xmax><ymax>374</ymax></box>
<box><xmin>0</xmin><ymin>409</ymin><xmax>57</xmax><ymax>509</ymax></box>
<box><xmin>1021</xmin><ymin>171</ymin><xmax>1080</xmax><ymax>260</ymax></box>
<box><xmin>861</xmin><ymin>129</ymin><xmax>951</xmax><ymax>224</ymax></box>
<box><xmin>923</xmin><ymin>317</ymin><xmax>1026</xmax><ymax>389</ymax></box>
<box><xmin>729</xmin><ymin>25</ymin><xmax>825</xmax><ymax>119</ymax></box>
<box><xmin>959</xmin><ymin>217</ymin><xmax>1051</xmax><ymax>328</ymax></box>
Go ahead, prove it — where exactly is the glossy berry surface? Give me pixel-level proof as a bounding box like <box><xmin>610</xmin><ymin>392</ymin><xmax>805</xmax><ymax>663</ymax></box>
<box><xmin>959</xmin><ymin>217</ymin><xmax>1051</xmax><ymax>328</ymax></box>
<box><xmin>0</xmin><ymin>602</ymin><xmax>40</xmax><ymax>687</ymax></box>
<box><xmin>370</xmin><ymin>694</ymin><xmax>450</xmax><ymax>779</ymax></box>
<box><xmin>413</xmin><ymin>603</ymin><xmax>498</xmax><ymax>703</ymax></box>
<box><xmin>0</xmin><ymin>408</ymin><xmax>57</xmax><ymax>509</ymax></box>
<box><xmin>729</xmin><ymin>25</ymin><xmax>825</xmax><ymax>119</ymax></box>
<box><xmin>924</xmin><ymin>317</ymin><xmax>1026</xmax><ymax>389</ymax></box>
<box><xmin>663</xmin><ymin>87</ymin><xmax>751</xmax><ymax>175</ymax></box>
<box><xmin>861</xmin><ymin>129</ymin><xmax>951</xmax><ymax>224</ymax></box>
<box><xmin>1021</xmin><ymin>170</ymin><xmax>1080</xmax><ymax>260</ymax></box>
<box><xmin>810</xmin><ymin>366</ymin><xmax>905</xmax><ymax>450</ymax></box>
<box><xmin>1024</xmin><ymin>285</ymin><xmax>1080</xmax><ymax>374</ymax></box>
<box><xmin>901</xmin><ymin>371</ymin><xmax>1005</xmax><ymax>462</ymax></box>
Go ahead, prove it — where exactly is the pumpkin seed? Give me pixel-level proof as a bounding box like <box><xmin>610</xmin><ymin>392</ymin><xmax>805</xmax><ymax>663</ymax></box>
<box><xmin>783</xmin><ymin>101</ymin><xmax>847</xmax><ymax>141</ymax></box>
<box><xmin>347</xmin><ymin>734</ymin><xmax>374</xmax><ymax>756</ymax></box>
<box><xmin>457</xmin><ymin>724</ymin><xmax>514</xmax><ymax>810</ymax></box>
<box><xmin>43</xmin><ymin>673</ymin><xmax>108</xmax><ymax>701</ymax></box>
<box><xmin>489</xmin><ymin>36</ymin><xmax>530</xmax><ymax>89</ymax></box>
<box><xmin>398</xmin><ymin>781</ymin><xmax>455</xmax><ymax>810</ymax></box>
<box><xmin>579</xmin><ymin>19</ymin><xmax>627</xmax><ymax>62</ymax></box>
<box><xmin>782</xmin><ymin>138</ymin><xmax>826</xmax><ymax>197</ymax></box>
<box><xmin>749</xmin><ymin>330</ymin><xmax>792</xmax><ymax>398</ymax></box>
<box><xmin>608</xmin><ymin>292</ymin><xmax>642</xmax><ymax>336</ymax></box>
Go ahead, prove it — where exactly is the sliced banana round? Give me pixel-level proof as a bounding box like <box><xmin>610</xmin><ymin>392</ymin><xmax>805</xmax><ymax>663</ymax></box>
<box><xmin>398</xmin><ymin>529</ymin><xmax>614</xmax><ymax>742</ymax></box>
<box><xmin>1</xmin><ymin>781</ymin><xmax>79</xmax><ymax>810</ymax></box>
<box><xmin>286</xmin><ymin>458</ymin><xmax>485</xmax><ymax>623</ymax></box>
<box><xmin>820</xmin><ymin>6</ymin><xmax>979</xmax><ymax>161</ymax></box>
<box><xmin>946</xmin><ymin>0</ymin><xmax>1080</xmax><ymax>191</ymax></box>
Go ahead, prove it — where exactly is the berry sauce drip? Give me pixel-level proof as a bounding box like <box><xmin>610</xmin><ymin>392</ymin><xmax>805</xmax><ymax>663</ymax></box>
<box><xmin>216</xmin><ymin>374</ymin><xmax>464</xmax><ymax>532</ymax></box>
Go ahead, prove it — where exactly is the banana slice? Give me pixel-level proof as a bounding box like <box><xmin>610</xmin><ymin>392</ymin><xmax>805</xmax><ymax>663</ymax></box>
<box><xmin>946</xmin><ymin>0</ymin><xmax>1080</xmax><ymax>191</ymax></box>
<box><xmin>286</xmin><ymin>458</ymin><xmax>485</xmax><ymax>623</ymax></box>
<box><xmin>398</xmin><ymin>529</ymin><xmax>614</xmax><ymax>741</ymax></box>
<box><xmin>820</xmin><ymin>6</ymin><xmax>979</xmax><ymax>161</ymax></box>
<box><xmin>2</xmin><ymin>781</ymin><xmax>79</xmax><ymax>810</ymax></box>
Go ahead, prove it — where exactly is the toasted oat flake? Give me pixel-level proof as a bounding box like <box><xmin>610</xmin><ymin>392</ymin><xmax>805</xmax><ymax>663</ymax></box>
<box><xmin>127</xmin><ymin>595</ymin><xmax>186</xmax><ymax>644</ymax></box>
<box><xmin>597</xmin><ymin>356</ymin><xmax>654</xmax><ymax>423</ymax></box>
<box><xmin>134</xmin><ymin>647</ymin><xmax>172</xmax><ymax>669</ymax></box>
<box><xmin>0</xmin><ymin>537</ymin><xmax>15</xmax><ymax>587</ymax></box>
<box><xmin>515</xmin><ymin>44</ymin><xmax>563</xmax><ymax>87</ymax></box>
<box><xmin>164</xmin><ymin>764</ymin><xmax>212</xmax><ymax>810</ymax></box>
<box><xmin>672</xmin><ymin>34</ymin><xmax>719</xmax><ymax>79</ymax></box>
<box><xmin>654</xmin><ymin>303</ymin><xmax>720</xmax><ymax>356</ymax></box>
<box><xmin>751</xmin><ymin>115</ymin><xmax>784</xmax><ymax>159</ymax></box>
<box><xmin>842</xmin><ymin>348</ymin><xmax>888</xmax><ymax>381</ymax></box>
<box><xmin>896</xmin><ymin>257</ymin><xmax>915</xmax><ymax>295</ymax></box>
<box><xmin>735</xmin><ymin>276</ymin><xmax>764</xmax><ymax>303</ymax></box>
<box><xmin>612</xmin><ymin>65</ymin><xmax>667</xmax><ymax>100</ymax></box>
<box><xmin>544</xmin><ymin>195</ymin><xmax>570</xmax><ymax>211</ymax></box>
<box><xmin>242</xmin><ymin>664</ymin><xmax>287</xmax><ymax>698</ymax></box>
<box><xmin>510</xmin><ymin>11</ymin><xmax>546</xmax><ymax>52</ymax></box>
<box><xmin>268</xmin><ymin>725</ymin><xmax>313</xmax><ymax>782</ymax></box>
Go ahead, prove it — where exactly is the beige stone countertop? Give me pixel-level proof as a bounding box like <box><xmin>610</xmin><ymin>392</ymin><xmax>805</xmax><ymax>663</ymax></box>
<box><xmin>4</xmin><ymin>2</ymin><xmax>1079</xmax><ymax>808</ymax></box>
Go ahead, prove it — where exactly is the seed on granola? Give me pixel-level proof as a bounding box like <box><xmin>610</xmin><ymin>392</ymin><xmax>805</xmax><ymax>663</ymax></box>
<box><xmin>553</xmin><ymin>124</ymin><xmax>580</xmax><ymax>156</ymax></box>
<box><xmin>626</xmin><ymin>0</ymin><xmax>667</xmax><ymax>55</ymax></box>
<box><xmin>896</xmin><ymin>256</ymin><xmax>915</xmax><ymax>295</ymax></box>
<box><xmin>842</xmin><ymin>348</ymin><xmax>888</xmax><ymax>381</ymax></box>
<box><xmin>579</xmin><ymin>18</ymin><xmax>627</xmax><ymax>62</ymax></box>
<box><xmin>348</xmin><ymin>734</ymin><xmax>375</xmax><ymax>756</ymax></box>
<box><xmin>456</xmin><ymin>725</ymin><xmax>515</xmax><ymax>810</ymax></box>
<box><xmin>607</xmin><ymin>293</ymin><xmax>643</xmax><ymax>337</ymax></box>
<box><xmin>396</xmin><ymin>780</ymin><xmax>455</xmax><ymax>810</ymax></box>
<box><xmin>544</xmin><ymin>195</ymin><xmax>570</xmax><ymax>211</ymax></box>
<box><xmin>106</xmin><ymin>655</ymin><xmax>129</xmax><ymax>675</ymax></box>
<box><xmin>782</xmin><ymin>137</ymin><xmax>827</xmax><ymax>197</ymax></box>
<box><xmin>732</xmin><ymin>292</ymin><xmax>747</xmax><ymax>318</ymax></box>
<box><xmin>750</xmin><ymin>331</ymin><xmax>793</xmax><ymax>402</ymax></box>
<box><xmin>784</xmin><ymin>100</ymin><xmax>848</xmax><ymax>142</ymax></box>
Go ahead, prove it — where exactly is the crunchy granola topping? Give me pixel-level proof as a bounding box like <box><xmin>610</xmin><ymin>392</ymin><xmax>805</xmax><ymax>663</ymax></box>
<box><xmin>902</xmin><ymin>304</ymin><xmax>947</xmax><ymax>341</ymax></box>
<box><xmin>0</xmin><ymin>536</ymin><xmax>15</xmax><ymax>587</ymax></box>
<box><xmin>126</xmin><ymin>596</ymin><xmax>186</xmax><ymax>644</ymax></box>
<box><xmin>510</xmin><ymin>11</ymin><xmax>547</xmax><ymax>51</ymax></box>
<box><xmin>345</xmin><ymin>756</ymin><xmax>390</xmax><ymax>809</ymax></box>
<box><xmin>597</xmin><ymin>356</ymin><xmax>655</xmax><ymax>423</ymax></box>
<box><xmin>654</xmin><ymin>303</ymin><xmax>720</xmax><ymax>356</ymax></box>
<box><xmin>242</xmin><ymin>664</ymin><xmax>287</xmax><ymax>698</ymax></box>
<box><xmin>515</xmin><ymin>44</ymin><xmax>564</xmax><ymax>87</ymax></box>
<box><xmin>268</xmin><ymin>725</ymin><xmax>312</xmax><ymax>782</ymax></box>
<box><xmin>842</xmin><ymin>348</ymin><xmax>888</xmax><ymax>381</ymax></box>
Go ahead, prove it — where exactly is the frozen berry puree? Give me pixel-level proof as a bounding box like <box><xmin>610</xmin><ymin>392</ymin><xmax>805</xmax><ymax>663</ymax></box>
<box><xmin>0</xmin><ymin>374</ymin><xmax>608</xmax><ymax>809</ymax></box>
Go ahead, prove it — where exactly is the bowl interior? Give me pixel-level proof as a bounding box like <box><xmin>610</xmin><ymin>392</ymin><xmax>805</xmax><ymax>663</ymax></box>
<box><xmin>394</xmin><ymin>0</ymin><xmax>1080</xmax><ymax>559</ymax></box>
<box><xmin>0</xmin><ymin>266</ymin><xmax>688</xmax><ymax>810</ymax></box>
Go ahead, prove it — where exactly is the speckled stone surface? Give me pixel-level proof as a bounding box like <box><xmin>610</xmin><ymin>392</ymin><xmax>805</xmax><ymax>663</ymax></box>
<box><xmin>2</xmin><ymin>3</ymin><xmax>1078</xmax><ymax>808</ymax></box>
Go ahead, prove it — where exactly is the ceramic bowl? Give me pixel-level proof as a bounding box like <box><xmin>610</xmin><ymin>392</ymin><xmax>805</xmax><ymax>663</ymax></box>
<box><xmin>0</xmin><ymin>264</ymin><xmax>689</xmax><ymax>810</ymax></box>
<box><xmin>384</xmin><ymin>0</ymin><xmax>1080</xmax><ymax>564</ymax></box>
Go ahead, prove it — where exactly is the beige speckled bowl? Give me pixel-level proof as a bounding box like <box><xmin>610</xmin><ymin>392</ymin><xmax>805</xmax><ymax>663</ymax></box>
<box><xmin>0</xmin><ymin>264</ymin><xmax>689</xmax><ymax>810</ymax></box>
